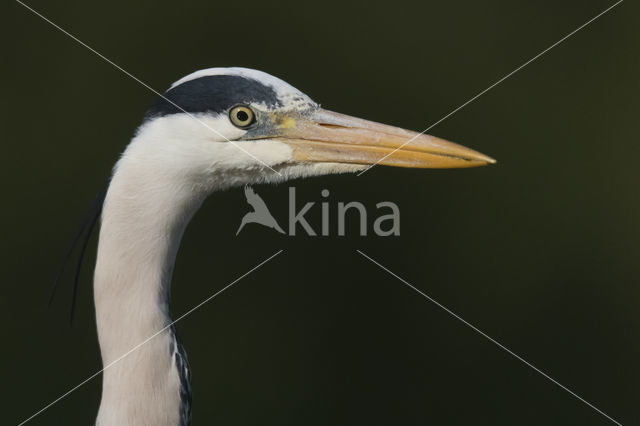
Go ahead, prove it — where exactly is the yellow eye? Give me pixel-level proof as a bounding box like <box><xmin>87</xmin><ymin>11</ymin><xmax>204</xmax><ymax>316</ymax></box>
<box><xmin>229</xmin><ymin>105</ymin><xmax>255</xmax><ymax>128</ymax></box>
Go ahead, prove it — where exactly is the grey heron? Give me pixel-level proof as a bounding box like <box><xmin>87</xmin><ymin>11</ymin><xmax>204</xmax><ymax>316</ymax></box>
<box><xmin>91</xmin><ymin>67</ymin><xmax>494</xmax><ymax>425</ymax></box>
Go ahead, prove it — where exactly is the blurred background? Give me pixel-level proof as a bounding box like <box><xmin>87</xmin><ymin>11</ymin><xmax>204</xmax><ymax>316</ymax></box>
<box><xmin>4</xmin><ymin>0</ymin><xmax>639</xmax><ymax>424</ymax></box>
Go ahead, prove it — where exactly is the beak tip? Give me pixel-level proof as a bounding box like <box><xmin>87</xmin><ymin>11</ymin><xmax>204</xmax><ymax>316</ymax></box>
<box><xmin>472</xmin><ymin>151</ymin><xmax>496</xmax><ymax>166</ymax></box>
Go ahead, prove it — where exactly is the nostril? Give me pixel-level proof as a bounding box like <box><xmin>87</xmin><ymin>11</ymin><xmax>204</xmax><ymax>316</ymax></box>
<box><xmin>316</xmin><ymin>123</ymin><xmax>349</xmax><ymax>130</ymax></box>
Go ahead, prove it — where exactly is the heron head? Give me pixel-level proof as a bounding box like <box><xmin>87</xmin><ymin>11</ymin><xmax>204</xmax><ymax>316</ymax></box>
<box><xmin>130</xmin><ymin>67</ymin><xmax>495</xmax><ymax>190</ymax></box>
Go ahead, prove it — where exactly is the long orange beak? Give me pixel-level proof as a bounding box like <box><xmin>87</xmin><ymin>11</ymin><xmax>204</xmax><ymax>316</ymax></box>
<box><xmin>271</xmin><ymin>109</ymin><xmax>495</xmax><ymax>168</ymax></box>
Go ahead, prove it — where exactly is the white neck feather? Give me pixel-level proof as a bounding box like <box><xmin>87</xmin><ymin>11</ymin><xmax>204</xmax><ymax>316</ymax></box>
<box><xmin>93</xmin><ymin>134</ymin><xmax>208</xmax><ymax>426</ymax></box>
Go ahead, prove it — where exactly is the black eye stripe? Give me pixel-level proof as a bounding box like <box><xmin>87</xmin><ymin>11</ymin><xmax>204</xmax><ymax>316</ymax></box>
<box><xmin>144</xmin><ymin>75</ymin><xmax>282</xmax><ymax>122</ymax></box>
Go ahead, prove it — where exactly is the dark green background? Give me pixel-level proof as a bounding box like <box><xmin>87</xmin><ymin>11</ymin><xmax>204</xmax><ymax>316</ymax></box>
<box><xmin>4</xmin><ymin>0</ymin><xmax>638</xmax><ymax>424</ymax></box>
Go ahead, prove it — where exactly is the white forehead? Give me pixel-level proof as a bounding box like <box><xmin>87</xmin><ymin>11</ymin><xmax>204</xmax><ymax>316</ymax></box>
<box><xmin>169</xmin><ymin>67</ymin><xmax>316</xmax><ymax>110</ymax></box>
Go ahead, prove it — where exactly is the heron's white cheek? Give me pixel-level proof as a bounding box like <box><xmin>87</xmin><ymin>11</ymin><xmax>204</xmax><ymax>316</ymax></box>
<box><xmin>138</xmin><ymin>113</ymin><xmax>247</xmax><ymax>142</ymax></box>
<box><xmin>208</xmin><ymin>139</ymin><xmax>294</xmax><ymax>170</ymax></box>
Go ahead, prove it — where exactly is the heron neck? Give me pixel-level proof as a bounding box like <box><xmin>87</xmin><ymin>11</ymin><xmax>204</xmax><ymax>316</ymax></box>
<box><xmin>93</xmin><ymin>154</ymin><xmax>204</xmax><ymax>426</ymax></box>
